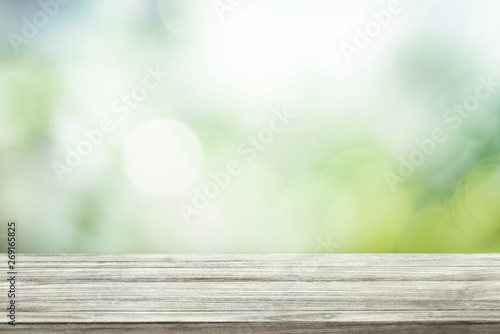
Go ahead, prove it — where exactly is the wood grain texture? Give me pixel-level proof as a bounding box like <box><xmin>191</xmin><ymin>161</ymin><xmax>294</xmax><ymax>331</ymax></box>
<box><xmin>2</xmin><ymin>254</ymin><xmax>500</xmax><ymax>333</ymax></box>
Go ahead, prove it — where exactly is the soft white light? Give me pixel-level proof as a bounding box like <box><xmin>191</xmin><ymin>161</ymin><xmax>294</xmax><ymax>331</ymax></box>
<box><xmin>123</xmin><ymin>119</ymin><xmax>204</xmax><ymax>194</ymax></box>
<box><xmin>205</xmin><ymin>0</ymin><xmax>373</xmax><ymax>112</ymax></box>
<box><xmin>157</xmin><ymin>0</ymin><xmax>218</xmax><ymax>39</ymax></box>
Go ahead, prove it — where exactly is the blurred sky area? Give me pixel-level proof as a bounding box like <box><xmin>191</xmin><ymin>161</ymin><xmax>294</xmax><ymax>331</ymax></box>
<box><xmin>0</xmin><ymin>0</ymin><xmax>499</xmax><ymax>252</ymax></box>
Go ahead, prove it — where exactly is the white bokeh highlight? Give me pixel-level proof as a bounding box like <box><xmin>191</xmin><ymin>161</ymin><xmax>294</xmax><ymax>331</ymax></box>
<box><xmin>123</xmin><ymin>118</ymin><xmax>204</xmax><ymax>194</ymax></box>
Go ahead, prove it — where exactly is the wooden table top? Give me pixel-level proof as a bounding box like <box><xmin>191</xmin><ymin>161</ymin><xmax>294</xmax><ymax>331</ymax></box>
<box><xmin>3</xmin><ymin>254</ymin><xmax>500</xmax><ymax>333</ymax></box>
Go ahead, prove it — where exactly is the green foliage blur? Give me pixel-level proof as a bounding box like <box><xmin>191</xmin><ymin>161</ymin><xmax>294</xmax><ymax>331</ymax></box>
<box><xmin>0</xmin><ymin>0</ymin><xmax>498</xmax><ymax>253</ymax></box>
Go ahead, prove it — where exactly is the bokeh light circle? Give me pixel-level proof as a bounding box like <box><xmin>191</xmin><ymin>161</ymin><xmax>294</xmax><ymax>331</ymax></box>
<box><xmin>157</xmin><ymin>0</ymin><xmax>217</xmax><ymax>39</ymax></box>
<box><xmin>453</xmin><ymin>160</ymin><xmax>500</xmax><ymax>235</ymax></box>
<box><xmin>123</xmin><ymin>118</ymin><xmax>204</xmax><ymax>194</ymax></box>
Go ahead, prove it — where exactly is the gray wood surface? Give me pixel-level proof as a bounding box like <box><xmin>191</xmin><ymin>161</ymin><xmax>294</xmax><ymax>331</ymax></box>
<box><xmin>2</xmin><ymin>254</ymin><xmax>500</xmax><ymax>333</ymax></box>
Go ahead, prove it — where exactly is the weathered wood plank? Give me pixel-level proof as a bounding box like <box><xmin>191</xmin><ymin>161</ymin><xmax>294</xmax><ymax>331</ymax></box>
<box><xmin>17</xmin><ymin>253</ymin><xmax>500</xmax><ymax>267</ymax></box>
<box><xmin>2</xmin><ymin>322</ymin><xmax>500</xmax><ymax>334</ymax></box>
<box><xmin>2</xmin><ymin>254</ymin><xmax>499</xmax><ymax>333</ymax></box>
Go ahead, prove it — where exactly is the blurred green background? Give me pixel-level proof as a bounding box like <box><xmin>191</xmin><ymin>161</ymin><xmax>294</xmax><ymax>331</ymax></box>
<box><xmin>0</xmin><ymin>0</ymin><xmax>499</xmax><ymax>252</ymax></box>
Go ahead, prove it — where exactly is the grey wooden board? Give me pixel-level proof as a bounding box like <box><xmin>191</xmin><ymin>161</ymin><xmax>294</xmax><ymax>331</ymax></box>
<box><xmin>4</xmin><ymin>323</ymin><xmax>500</xmax><ymax>334</ymax></box>
<box><xmin>2</xmin><ymin>254</ymin><xmax>500</xmax><ymax>333</ymax></box>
